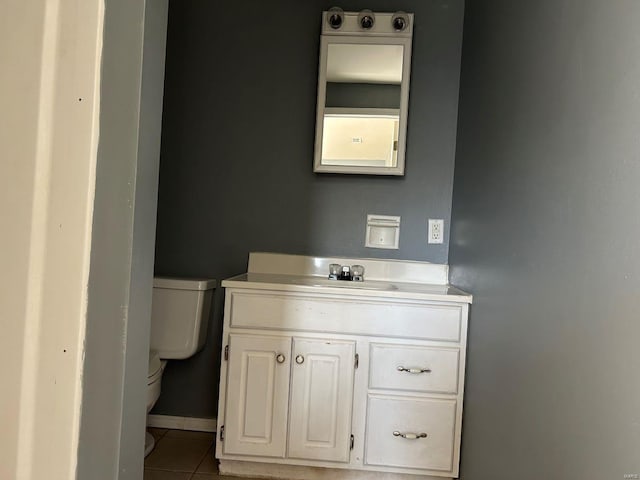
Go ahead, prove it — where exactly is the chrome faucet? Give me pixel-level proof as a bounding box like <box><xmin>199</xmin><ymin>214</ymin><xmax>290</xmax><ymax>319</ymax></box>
<box><xmin>328</xmin><ymin>264</ymin><xmax>364</xmax><ymax>282</ymax></box>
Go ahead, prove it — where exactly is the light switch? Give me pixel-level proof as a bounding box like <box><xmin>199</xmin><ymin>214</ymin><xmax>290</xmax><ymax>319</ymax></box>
<box><xmin>366</xmin><ymin>215</ymin><xmax>400</xmax><ymax>249</ymax></box>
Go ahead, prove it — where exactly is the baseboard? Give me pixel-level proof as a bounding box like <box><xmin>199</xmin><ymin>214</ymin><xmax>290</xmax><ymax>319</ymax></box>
<box><xmin>147</xmin><ymin>414</ymin><xmax>217</xmax><ymax>432</ymax></box>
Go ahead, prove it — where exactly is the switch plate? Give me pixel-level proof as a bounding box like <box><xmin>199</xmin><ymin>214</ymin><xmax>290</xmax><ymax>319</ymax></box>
<box><xmin>428</xmin><ymin>219</ymin><xmax>444</xmax><ymax>244</ymax></box>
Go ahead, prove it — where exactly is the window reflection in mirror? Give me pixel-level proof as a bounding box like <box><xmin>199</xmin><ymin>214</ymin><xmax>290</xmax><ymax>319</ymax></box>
<box><xmin>313</xmin><ymin>11</ymin><xmax>413</xmax><ymax>175</ymax></box>
<box><xmin>321</xmin><ymin>113</ymin><xmax>399</xmax><ymax>167</ymax></box>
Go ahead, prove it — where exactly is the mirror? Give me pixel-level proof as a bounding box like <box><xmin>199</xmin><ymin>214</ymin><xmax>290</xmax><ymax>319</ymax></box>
<box><xmin>314</xmin><ymin>11</ymin><xmax>413</xmax><ymax>175</ymax></box>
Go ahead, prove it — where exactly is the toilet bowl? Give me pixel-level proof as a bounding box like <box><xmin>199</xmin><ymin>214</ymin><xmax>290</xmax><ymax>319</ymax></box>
<box><xmin>147</xmin><ymin>351</ymin><xmax>164</xmax><ymax>412</ymax></box>
<box><xmin>144</xmin><ymin>277</ymin><xmax>216</xmax><ymax>456</ymax></box>
<box><xmin>145</xmin><ymin>350</ymin><xmax>166</xmax><ymax>456</ymax></box>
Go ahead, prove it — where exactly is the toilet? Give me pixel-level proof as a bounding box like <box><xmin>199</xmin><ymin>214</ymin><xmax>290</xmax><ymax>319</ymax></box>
<box><xmin>145</xmin><ymin>276</ymin><xmax>216</xmax><ymax>456</ymax></box>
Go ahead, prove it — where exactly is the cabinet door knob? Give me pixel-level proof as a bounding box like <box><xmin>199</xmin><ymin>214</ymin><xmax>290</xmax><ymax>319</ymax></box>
<box><xmin>396</xmin><ymin>366</ymin><xmax>431</xmax><ymax>374</ymax></box>
<box><xmin>295</xmin><ymin>354</ymin><xmax>305</xmax><ymax>364</ymax></box>
<box><xmin>276</xmin><ymin>353</ymin><xmax>286</xmax><ymax>364</ymax></box>
<box><xmin>393</xmin><ymin>431</ymin><xmax>427</xmax><ymax>440</ymax></box>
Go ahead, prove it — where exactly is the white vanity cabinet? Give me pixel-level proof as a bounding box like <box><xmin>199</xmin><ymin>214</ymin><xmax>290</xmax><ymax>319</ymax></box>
<box><xmin>216</xmin><ymin>253</ymin><xmax>472</xmax><ymax>480</ymax></box>
<box><xmin>222</xmin><ymin>333</ymin><xmax>355</xmax><ymax>462</ymax></box>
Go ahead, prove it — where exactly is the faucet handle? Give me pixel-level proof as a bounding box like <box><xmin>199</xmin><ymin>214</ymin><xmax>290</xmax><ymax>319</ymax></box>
<box><xmin>351</xmin><ymin>265</ymin><xmax>364</xmax><ymax>281</ymax></box>
<box><xmin>328</xmin><ymin>263</ymin><xmax>341</xmax><ymax>279</ymax></box>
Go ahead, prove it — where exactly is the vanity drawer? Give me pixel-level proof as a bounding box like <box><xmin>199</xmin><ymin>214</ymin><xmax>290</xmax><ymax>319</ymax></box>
<box><xmin>369</xmin><ymin>344</ymin><xmax>459</xmax><ymax>394</ymax></box>
<box><xmin>365</xmin><ymin>395</ymin><xmax>456</xmax><ymax>473</ymax></box>
<box><xmin>228</xmin><ymin>291</ymin><xmax>463</xmax><ymax>342</ymax></box>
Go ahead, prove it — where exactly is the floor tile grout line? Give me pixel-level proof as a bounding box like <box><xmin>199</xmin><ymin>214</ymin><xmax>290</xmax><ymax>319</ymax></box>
<box><xmin>144</xmin><ymin>428</ymin><xmax>217</xmax><ymax>478</ymax></box>
<box><xmin>144</xmin><ymin>466</ymin><xmax>195</xmax><ymax>473</ymax></box>
<box><xmin>154</xmin><ymin>429</ymin><xmax>168</xmax><ymax>447</ymax></box>
<box><xmin>148</xmin><ymin>427</ymin><xmax>169</xmax><ymax>449</ymax></box>
<box><xmin>192</xmin><ymin>441</ymin><xmax>215</xmax><ymax>475</ymax></box>
<box><xmin>144</xmin><ymin>431</ymin><xmax>215</xmax><ymax>473</ymax></box>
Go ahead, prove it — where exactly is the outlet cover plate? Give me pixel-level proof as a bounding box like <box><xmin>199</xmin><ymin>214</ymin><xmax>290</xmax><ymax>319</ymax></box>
<box><xmin>428</xmin><ymin>219</ymin><xmax>444</xmax><ymax>244</ymax></box>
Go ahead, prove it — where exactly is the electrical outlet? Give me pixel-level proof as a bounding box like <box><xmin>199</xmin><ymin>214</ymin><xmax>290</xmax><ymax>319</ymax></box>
<box><xmin>428</xmin><ymin>219</ymin><xmax>444</xmax><ymax>244</ymax></box>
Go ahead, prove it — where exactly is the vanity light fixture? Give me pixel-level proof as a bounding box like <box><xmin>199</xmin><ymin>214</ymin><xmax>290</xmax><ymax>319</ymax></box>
<box><xmin>327</xmin><ymin>6</ymin><xmax>344</xmax><ymax>29</ymax></box>
<box><xmin>358</xmin><ymin>9</ymin><xmax>375</xmax><ymax>29</ymax></box>
<box><xmin>391</xmin><ymin>11</ymin><xmax>410</xmax><ymax>31</ymax></box>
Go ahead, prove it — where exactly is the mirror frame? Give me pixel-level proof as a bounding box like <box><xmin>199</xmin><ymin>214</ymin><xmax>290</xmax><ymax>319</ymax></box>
<box><xmin>313</xmin><ymin>12</ymin><xmax>414</xmax><ymax>176</ymax></box>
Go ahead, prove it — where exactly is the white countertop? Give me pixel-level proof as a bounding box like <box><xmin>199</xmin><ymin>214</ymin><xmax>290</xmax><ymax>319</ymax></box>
<box><xmin>222</xmin><ymin>272</ymin><xmax>472</xmax><ymax>304</ymax></box>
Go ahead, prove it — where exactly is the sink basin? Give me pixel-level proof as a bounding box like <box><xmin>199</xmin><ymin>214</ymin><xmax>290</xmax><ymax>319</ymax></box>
<box><xmin>300</xmin><ymin>277</ymin><xmax>398</xmax><ymax>291</ymax></box>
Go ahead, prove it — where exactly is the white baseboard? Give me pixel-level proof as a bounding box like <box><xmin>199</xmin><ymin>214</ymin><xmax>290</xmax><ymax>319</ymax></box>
<box><xmin>147</xmin><ymin>414</ymin><xmax>217</xmax><ymax>432</ymax></box>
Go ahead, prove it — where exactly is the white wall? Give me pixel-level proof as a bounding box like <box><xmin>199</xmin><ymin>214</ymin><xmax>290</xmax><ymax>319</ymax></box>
<box><xmin>0</xmin><ymin>0</ymin><xmax>104</xmax><ymax>478</ymax></box>
<box><xmin>1</xmin><ymin>1</ymin><xmax>166</xmax><ymax>478</ymax></box>
<box><xmin>0</xmin><ymin>2</ymin><xmax>46</xmax><ymax>476</ymax></box>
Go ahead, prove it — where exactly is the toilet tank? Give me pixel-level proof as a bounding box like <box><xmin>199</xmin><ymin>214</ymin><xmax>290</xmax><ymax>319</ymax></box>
<box><xmin>150</xmin><ymin>277</ymin><xmax>216</xmax><ymax>359</ymax></box>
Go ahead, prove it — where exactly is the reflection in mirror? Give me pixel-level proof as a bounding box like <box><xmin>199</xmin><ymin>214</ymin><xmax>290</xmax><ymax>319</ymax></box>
<box><xmin>313</xmin><ymin>11</ymin><xmax>413</xmax><ymax>175</ymax></box>
<box><xmin>322</xmin><ymin>113</ymin><xmax>399</xmax><ymax>167</ymax></box>
<box><xmin>323</xmin><ymin>43</ymin><xmax>403</xmax><ymax>167</ymax></box>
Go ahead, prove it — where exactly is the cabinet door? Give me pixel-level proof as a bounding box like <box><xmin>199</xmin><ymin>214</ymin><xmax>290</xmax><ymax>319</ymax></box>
<box><xmin>223</xmin><ymin>334</ymin><xmax>291</xmax><ymax>457</ymax></box>
<box><xmin>288</xmin><ymin>338</ymin><xmax>356</xmax><ymax>462</ymax></box>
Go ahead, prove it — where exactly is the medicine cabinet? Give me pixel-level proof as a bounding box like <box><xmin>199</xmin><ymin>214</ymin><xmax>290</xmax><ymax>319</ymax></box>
<box><xmin>313</xmin><ymin>10</ymin><xmax>414</xmax><ymax>175</ymax></box>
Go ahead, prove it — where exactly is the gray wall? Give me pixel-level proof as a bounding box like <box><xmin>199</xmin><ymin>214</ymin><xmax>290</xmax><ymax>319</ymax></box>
<box><xmin>449</xmin><ymin>1</ymin><xmax>640</xmax><ymax>478</ymax></box>
<box><xmin>326</xmin><ymin>83</ymin><xmax>401</xmax><ymax>109</ymax></box>
<box><xmin>77</xmin><ymin>1</ymin><xmax>166</xmax><ymax>478</ymax></box>
<box><xmin>118</xmin><ymin>1</ymin><xmax>168</xmax><ymax>478</ymax></box>
<box><xmin>153</xmin><ymin>0</ymin><xmax>464</xmax><ymax>417</ymax></box>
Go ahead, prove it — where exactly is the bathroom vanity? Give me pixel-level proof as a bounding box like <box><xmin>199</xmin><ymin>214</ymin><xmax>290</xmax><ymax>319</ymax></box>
<box><xmin>215</xmin><ymin>253</ymin><xmax>472</xmax><ymax>479</ymax></box>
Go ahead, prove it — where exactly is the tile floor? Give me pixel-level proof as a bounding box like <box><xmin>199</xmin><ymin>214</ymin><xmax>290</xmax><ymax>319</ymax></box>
<box><xmin>144</xmin><ymin>428</ymin><xmax>248</xmax><ymax>480</ymax></box>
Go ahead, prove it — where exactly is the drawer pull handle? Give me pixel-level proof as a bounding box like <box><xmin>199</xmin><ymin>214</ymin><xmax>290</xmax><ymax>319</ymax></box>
<box><xmin>295</xmin><ymin>354</ymin><xmax>305</xmax><ymax>364</ymax></box>
<box><xmin>276</xmin><ymin>353</ymin><xmax>286</xmax><ymax>364</ymax></box>
<box><xmin>393</xmin><ymin>431</ymin><xmax>427</xmax><ymax>440</ymax></box>
<box><xmin>397</xmin><ymin>366</ymin><xmax>431</xmax><ymax>374</ymax></box>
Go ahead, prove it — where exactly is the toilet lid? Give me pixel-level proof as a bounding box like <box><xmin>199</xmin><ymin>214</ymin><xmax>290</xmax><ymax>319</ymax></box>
<box><xmin>148</xmin><ymin>350</ymin><xmax>162</xmax><ymax>379</ymax></box>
